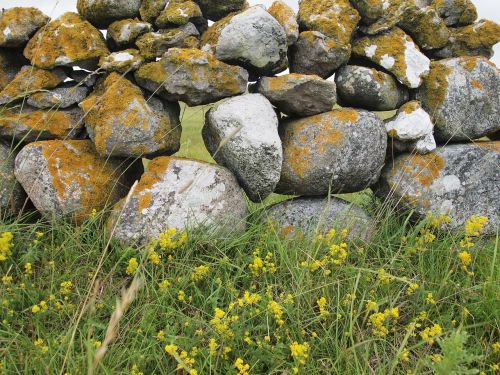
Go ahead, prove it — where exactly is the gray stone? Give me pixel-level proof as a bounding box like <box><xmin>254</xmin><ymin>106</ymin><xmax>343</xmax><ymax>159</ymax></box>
<box><xmin>201</xmin><ymin>6</ymin><xmax>288</xmax><ymax>76</ymax></box>
<box><xmin>106</xmin><ymin>19</ymin><xmax>153</xmax><ymax>50</ymax></box>
<box><xmin>203</xmin><ymin>94</ymin><xmax>282</xmax><ymax>202</ymax></box>
<box><xmin>140</xmin><ymin>0</ymin><xmax>168</xmax><ymax>23</ymax></box>
<box><xmin>398</xmin><ymin>6</ymin><xmax>450</xmax><ymax>50</ymax></box>
<box><xmin>77</xmin><ymin>0</ymin><xmax>141</xmax><ymax>29</ymax></box>
<box><xmin>156</xmin><ymin>1</ymin><xmax>203</xmax><ymax>28</ymax></box>
<box><xmin>289</xmin><ymin>31</ymin><xmax>351</xmax><ymax>79</ymax></box>
<box><xmin>267</xmin><ymin>1</ymin><xmax>299</xmax><ymax>46</ymax></box>
<box><xmin>0</xmin><ymin>7</ymin><xmax>50</xmax><ymax>48</ymax></box>
<box><xmin>27</xmin><ymin>82</ymin><xmax>89</xmax><ymax>109</ymax></box>
<box><xmin>107</xmin><ymin>157</ymin><xmax>248</xmax><ymax>245</ymax></box>
<box><xmin>266</xmin><ymin>196</ymin><xmax>375</xmax><ymax>243</ymax></box>
<box><xmin>489</xmin><ymin>131</ymin><xmax>500</xmax><ymax>141</ymax></box>
<box><xmin>351</xmin><ymin>0</ymin><xmax>405</xmax><ymax>35</ymax></box>
<box><xmin>0</xmin><ymin>141</ymin><xmax>27</xmax><ymax>214</ymax></box>
<box><xmin>134</xmin><ymin>47</ymin><xmax>248</xmax><ymax>106</ymax></box>
<box><xmin>0</xmin><ymin>49</ymin><xmax>28</xmax><ymax>91</ymax></box>
<box><xmin>277</xmin><ymin>108</ymin><xmax>387</xmax><ymax>195</ymax></box>
<box><xmin>194</xmin><ymin>0</ymin><xmax>246</xmax><ymax>21</ymax></box>
<box><xmin>14</xmin><ymin>139</ymin><xmax>143</xmax><ymax>223</ymax></box>
<box><xmin>375</xmin><ymin>142</ymin><xmax>500</xmax><ymax>234</ymax></box>
<box><xmin>335</xmin><ymin>65</ymin><xmax>409</xmax><ymax>111</ymax></box>
<box><xmin>98</xmin><ymin>49</ymin><xmax>144</xmax><ymax>73</ymax></box>
<box><xmin>79</xmin><ymin>72</ymin><xmax>181</xmax><ymax>158</ymax></box>
<box><xmin>255</xmin><ymin>74</ymin><xmax>337</xmax><ymax>117</ymax></box>
<box><xmin>432</xmin><ymin>0</ymin><xmax>477</xmax><ymax>26</ymax></box>
<box><xmin>69</xmin><ymin>70</ymin><xmax>99</xmax><ymax>87</ymax></box>
<box><xmin>415</xmin><ymin>56</ymin><xmax>500</xmax><ymax>143</ymax></box>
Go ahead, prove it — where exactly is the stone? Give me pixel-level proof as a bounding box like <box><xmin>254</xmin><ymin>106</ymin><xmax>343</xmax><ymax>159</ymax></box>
<box><xmin>288</xmin><ymin>31</ymin><xmax>351</xmax><ymax>79</ymax></box>
<box><xmin>254</xmin><ymin>74</ymin><xmax>337</xmax><ymax>117</ymax></box>
<box><xmin>267</xmin><ymin>1</ymin><xmax>299</xmax><ymax>46</ymax></box>
<box><xmin>203</xmin><ymin>94</ymin><xmax>282</xmax><ymax>202</ymax></box>
<box><xmin>140</xmin><ymin>0</ymin><xmax>168</xmax><ymax>23</ymax></box>
<box><xmin>23</xmin><ymin>12</ymin><xmax>109</xmax><ymax>70</ymax></box>
<box><xmin>107</xmin><ymin>157</ymin><xmax>248</xmax><ymax>245</ymax></box>
<box><xmin>0</xmin><ymin>49</ymin><xmax>28</xmax><ymax>91</ymax></box>
<box><xmin>298</xmin><ymin>0</ymin><xmax>360</xmax><ymax>45</ymax></box>
<box><xmin>352</xmin><ymin>28</ymin><xmax>430</xmax><ymax>89</ymax></box>
<box><xmin>79</xmin><ymin>72</ymin><xmax>181</xmax><ymax>158</ymax></box>
<box><xmin>27</xmin><ymin>82</ymin><xmax>89</xmax><ymax>109</ymax></box>
<box><xmin>385</xmin><ymin>101</ymin><xmax>436</xmax><ymax>154</ymax></box>
<box><xmin>14</xmin><ymin>139</ymin><xmax>143</xmax><ymax>223</ymax></box>
<box><xmin>415</xmin><ymin>56</ymin><xmax>500</xmax><ymax>142</ymax></box>
<box><xmin>430</xmin><ymin>20</ymin><xmax>500</xmax><ymax>59</ymax></box>
<box><xmin>69</xmin><ymin>70</ymin><xmax>99</xmax><ymax>87</ymax></box>
<box><xmin>398</xmin><ymin>6</ymin><xmax>450</xmax><ymax>50</ymax></box>
<box><xmin>136</xmin><ymin>23</ymin><xmax>200</xmax><ymax>59</ymax></box>
<box><xmin>200</xmin><ymin>6</ymin><xmax>288</xmax><ymax>76</ymax></box>
<box><xmin>351</xmin><ymin>0</ymin><xmax>405</xmax><ymax>35</ymax></box>
<box><xmin>194</xmin><ymin>0</ymin><xmax>247</xmax><ymax>21</ymax></box>
<box><xmin>156</xmin><ymin>1</ymin><xmax>203</xmax><ymax>28</ymax></box>
<box><xmin>106</xmin><ymin>19</ymin><xmax>153</xmax><ymax>50</ymax></box>
<box><xmin>335</xmin><ymin>65</ymin><xmax>409</xmax><ymax>111</ymax></box>
<box><xmin>0</xmin><ymin>106</ymin><xmax>85</xmax><ymax>143</ymax></box>
<box><xmin>489</xmin><ymin>131</ymin><xmax>500</xmax><ymax>141</ymax></box>
<box><xmin>375</xmin><ymin>142</ymin><xmax>500</xmax><ymax>234</ymax></box>
<box><xmin>134</xmin><ymin>48</ymin><xmax>248</xmax><ymax>106</ymax></box>
<box><xmin>0</xmin><ymin>7</ymin><xmax>50</xmax><ymax>48</ymax></box>
<box><xmin>77</xmin><ymin>0</ymin><xmax>141</xmax><ymax>29</ymax></box>
<box><xmin>0</xmin><ymin>141</ymin><xmax>27</xmax><ymax>214</ymax></box>
<box><xmin>276</xmin><ymin>109</ymin><xmax>387</xmax><ymax>195</ymax></box>
<box><xmin>432</xmin><ymin>0</ymin><xmax>477</xmax><ymax>26</ymax></box>
<box><xmin>266</xmin><ymin>196</ymin><xmax>375</xmax><ymax>243</ymax></box>
<box><xmin>0</xmin><ymin>65</ymin><xmax>67</xmax><ymax>105</ymax></box>
<box><xmin>98</xmin><ymin>49</ymin><xmax>144</xmax><ymax>73</ymax></box>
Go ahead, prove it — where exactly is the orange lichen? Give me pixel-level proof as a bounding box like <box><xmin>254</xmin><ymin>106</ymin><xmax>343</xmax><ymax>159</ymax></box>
<box><xmin>136</xmin><ymin>28</ymin><xmax>200</xmax><ymax>59</ymax></box>
<box><xmin>200</xmin><ymin>12</ymin><xmax>236</xmax><ymax>49</ymax></box>
<box><xmin>474</xmin><ymin>141</ymin><xmax>500</xmax><ymax>152</ymax></box>
<box><xmin>0</xmin><ymin>7</ymin><xmax>49</xmax><ymax>47</ymax></box>
<box><xmin>156</xmin><ymin>1</ymin><xmax>202</xmax><ymax>27</ymax></box>
<box><xmin>330</xmin><ymin>108</ymin><xmax>359</xmax><ymax>123</ymax></box>
<box><xmin>398</xmin><ymin>6</ymin><xmax>449</xmax><ymax>49</ymax></box>
<box><xmin>267</xmin><ymin>1</ymin><xmax>298</xmax><ymax>43</ymax></box>
<box><xmin>445</xmin><ymin>19</ymin><xmax>500</xmax><ymax>56</ymax></box>
<box><xmin>107</xmin><ymin>19</ymin><xmax>152</xmax><ymax>45</ymax></box>
<box><xmin>400</xmin><ymin>153</ymin><xmax>446</xmax><ymax>187</ymax></box>
<box><xmin>0</xmin><ymin>66</ymin><xmax>65</xmax><ymax>101</ymax></box>
<box><xmin>140</xmin><ymin>0</ymin><xmax>168</xmax><ymax>23</ymax></box>
<box><xmin>400</xmin><ymin>101</ymin><xmax>420</xmax><ymax>114</ymax></box>
<box><xmin>470</xmin><ymin>79</ymin><xmax>483</xmax><ymax>90</ymax></box>
<box><xmin>460</xmin><ymin>56</ymin><xmax>479</xmax><ymax>70</ymax></box>
<box><xmin>133</xmin><ymin>156</ymin><xmax>172</xmax><ymax>213</ymax></box>
<box><xmin>418</xmin><ymin>61</ymin><xmax>452</xmax><ymax>111</ymax></box>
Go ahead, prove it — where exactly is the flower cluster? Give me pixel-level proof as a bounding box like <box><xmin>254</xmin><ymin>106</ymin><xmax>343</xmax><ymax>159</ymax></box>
<box><xmin>420</xmin><ymin>323</ymin><xmax>443</xmax><ymax>344</ymax></box>
<box><xmin>158</xmin><ymin>228</ymin><xmax>187</xmax><ymax>253</ymax></box>
<box><xmin>0</xmin><ymin>232</ymin><xmax>13</xmax><ymax>262</ymax></box>
<box><xmin>248</xmin><ymin>249</ymin><xmax>276</xmax><ymax>277</ymax></box>
<box><xmin>367</xmin><ymin>308</ymin><xmax>399</xmax><ymax>337</ymax></box>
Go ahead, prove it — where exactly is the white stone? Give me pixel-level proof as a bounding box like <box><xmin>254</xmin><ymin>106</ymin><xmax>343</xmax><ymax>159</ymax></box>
<box><xmin>403</xmin><ymin>40</ymin><xmax>430</xmax><ymax>88</ymax></box>
<box><xmin>385</xmin><ymin>108</ymin><xmax>434</xmax><ymax>140</ymax></box>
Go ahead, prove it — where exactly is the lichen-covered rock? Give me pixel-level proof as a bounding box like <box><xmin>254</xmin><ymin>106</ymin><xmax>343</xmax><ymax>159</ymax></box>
<box><xmin>375</xmin><ymin>142</ymin><xmax>500</xmax><ymax>234</ymax></box>
<box><xmin>266</xmin><ymin>196</ymin><xmax>375</xmax><ymax>242</ymax></box>
<box><xmin>79</xmin><ymin>72</ymin><xmax>181</xmax><ymax>158</ymax></box>
<box><xmin>14</xmin><ymin>139</ymin><xmax>143</xmax><ymax>223</ymax></box>
<box><xmin>27</xmin><ymin>82</ymin><xmax>89</xmax><ymax>109</ymax></box>
<box><xmin>134</xmin><ymin>48</ymin><xmax>248</xmax><ymax>106</ymax></box>
<box><xmin>415</xmin><ymin>56</ymin><xmax>499</xmax><ymax>142</ymax></box>
<box><xmin>0</xmin><ymin>141</ymin><xmax>27</xmax><ymax>214</ymax></box>
<box><xmin>200</xmin><ymin>6</ymin><xmax>288</xmax><ymax>76</ymax></box>
<box><xmin>335</xmin><ymin>65</ymin><xmax>409</xmax><ymax>111</ymax></box>
<box><xmin>0</xmin><ymin>106</ymin><xmax>84</xmax><ymax>143</ymax></box>
<box><xmin>352</xmin><ymin>28</ymin><xmax>430</xmax><ymax>89</ymax></box>
<box><xmin>0</xmin><ymin>7</ymin><xmax>49</xmax><ymax>48</ymax></box>
<box><xmin>136</xmin><ymin>23</ymin><xmax>200</xmax><ymax>59</ymax></box>
<box><xmin>107</xmin><ymin>157</ymin><xmax>248</xmax><ymax>245</ymax></box>
<box><xmin>289</xmin><ymin>31</ymin><xmax>351</xmax><ymax>79</ymax></box>
<box><xmin>398</xmin><ymin>6</ymin><xmax>450</xmax><ymax>50</ymax></box>
<box><xmin>106</xmin><ymin>19</ymin><xmax>153</xmax><ymax>50</ymax></box>
<box><xmin>432</xmin><ymin>0</ymin><xmax>477</xmax><ymax>26</ymax></box>
<box><xmin>77</xmin><ymin>0</ymin><xmax>141</xmax><ymax>28</ymax></box>
<box><xmin>0</xmin><ymin>49</ymin><xmax>28</xmax><ymax>91</ymax></box>
<box><xmin>276</xmin><ymin>109</ymin><xmax>387</xmax><ymax>195</ymax></box>
<box><xmin>431</xmin><ymin>20</ymin><xmax>500</xmax><ymax>59</ymax></box>
<box><xmin>23</xmin><ymin>12</ymin><xmax>109</xmax><ymax>70</ymax></box>
<box><xmin>298</xmin><ymin>0</ymin><xmax>360</xmax><ymax>45</ymax></box>
<box><xmin>156</xmin><ymin>1</ymin><xmax>203</xmax><ymax>28</ymax></box>
<box><xmin>267</xmin><ymin>1</ymin><xmax>299</xmax><ymax>46</ymax></box>
<box><xmin>99</xmin><ymin>49</ymin><xmax>144</xmax><ymax>73</ymax></box>
<box><xmin>139</xmin><ymin>0</ymin><xmax>168</xmax><ymax>23</ymax></box>
<box><xmin>351</xmin><ymin>0</ymin><xmax>406</xmax><ymax>35</ymax></box>
<box><xmin>0</xmin><ymin>66</ymin><xmax>67</xmax><ymax>105</ymax></box>
<box><xmin>385</xmin><ymin>101</ymin><xmax>436</xmax><ymax>154</ymax></box>
<box><xmin>254</xmin><ymin>74</ymin><xmax>337</xmax><ymax>117</ymax></box>
<box><xmin>203</xmin><ymin>94</ymin><xmax>282</xmax><ymax>202</ymax></box>
<box><xmin>194</xmin><ymin>0</ymin><xmax>247</xmax><ymax>21</ymax></box>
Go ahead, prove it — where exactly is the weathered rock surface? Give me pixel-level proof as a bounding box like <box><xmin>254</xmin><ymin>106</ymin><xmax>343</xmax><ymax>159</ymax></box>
<box><xmin>201</xmin><ymin>6</ymin><xmax>288</xmax><ymax>76</ymax></box>
<box><xmin>99</xmin><ymin>49</ymin><xmax>144</xmax><ymax>73</ymax></box>
<box><xmin>69</xmin><ymin>70</ymin><xmax>99</xmax><ymax>87</ymax></box>
<box><xmin>415</xmin><ymin>56</ymin><xmax>499</xmax><ymax>142</ymax></box>
<box><xmin>139</xmin><ymin>0</ymin><xmax>168</xmax><ymax>23</ymax></box>
<box><xmin>432</xmin><ymin>0</ymin><xmax>477</xmax><ymax>26</ymax></box>
<box><xmin>106</xmin><ymin>19</ymin><xmax>153</xmax><ymax>50</ymax></box>
<box><xmin>156</xmin><ymin>1</ymin><xmax>203</xmax><ymax>28</ymax></box>
<box><xmin>134</xmin><ymin>48</ymin><xmax>248</xmax><ymax>106</ymax></box>
<box><xmin>375</xmin><ymin>142</ymin><xmax>500</xmax><ymax>234</ymax></box>
<box><xmin>23</xmin><ymin>12</ymin><xmax>109</xmax><ymax>70</ymax></box>
<box><xmin>385</xmin><ymin>101</ymin><xmax>436</xmax><ymax>154</ymax></box>
<box><xmin>254</xmin><ymin>74</ymin><xmax>337</xmax><ymax>117</ymax></box>
<box><xmin>352</xmin><ymin>28</ymin><xmax>430</xmax><ymax>89</ymax></box>
<box><xmin>335</xmin><ymin>65</ymin><xmax>409</xmax><ymax>111</ymax></box>
<box><xmin>0</xmin><ymin>7</ymin><xmax>49</xmax><ymax>48</ymax></box>
<box><xmin>107</xmin><ymin>157</ymin><xmax>248</xmax><ymax>245</ymax></box>
<box><xmin>136</xmin><ymin>23</ymin><xmax>200</xmax><ymax>59</ymax></box>
<box><xmin>194</xmin><ymin>0</ymin><xmax>247</xmax><ymax>21</ymax></box>
<box><xmin>203</xmin><ymin>94</ymin><xmax>282</xmax><ymax>202</ymax></box>
<box><xmin>27</xmin><ymin>82</ymin><xmax>89</xmax><ymax>109</ymax></box>
<box><xmin>267</xmin><ymin>1</ymin><xmax>299</xmax><ymax>46</ymax></box>
<box><xmin>0</xmin><ymin>49</ymin><xmax>28</xmax><ymax>91</ymax></box>
<box><xmin>79</xmin><ymin>73</ymin><xmax>181</xmax><ymax>158</ymax></box>
<box><xmin>77</xmin><ymin>0</ymin><xmax>141</xmax><ymax>28</ymax></box>
<box><xmin>489</xmin><ymin>131</ymin><xmax>500</xmax><ymax>141</ymax></box>
<box><xmin>351</xmin><ymin>0</ymin><xmax>405</xmax><ymax>35</ymax></box>
<box><xmin>0</xmin><ymin>142</ymin><xmax>27</xmax><ymax>214</ymax></box>
<box><xmin>0</xmin><ymin>106</ymin><xmax>84</xmax><ymax>143</ymax></box>
<box><xmin>266</xmin><ymin>196</ymin><xmax>375</xmax><ymax>242</ymax></box>
<box><xmin>277</xmin><ymin>109</ymin><xmax>387</xmax><ymax>195</ymax></box>
<box><xmin>14</xmin><ymin>139</ymin><xmax>143</xmax><ymax>223</ymax></box>
<box><xmin>289</xmin><ymin>31</ymin><xmax>351</xmax><ymax>79</ymax></box>
<box><xmin>398</xmin><ymin>6</ymin><xmax>450</xmax><ymax>50</ymax></box>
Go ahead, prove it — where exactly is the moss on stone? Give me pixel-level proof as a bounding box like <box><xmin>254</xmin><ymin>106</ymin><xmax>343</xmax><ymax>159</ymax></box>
<box><xmin>140</xmin><ymin>0</ymin><xmax>168</xmax><ymax>23</ymax></box>
<box><xmin>417</xmin><ymin>60</ymin><xmax>452</xmax><ymax>112</ymax></box>
<box><xmin>107</xmin><ymin>19</ymin><xmax>152</xmax><ymax>47</ymax></box>
<box><xmin>398</xmin><ymin>6</ymin><xmax>450</xmax><ymax>50</ymax></box>
<box><xmin>156</xmin><ymin>1</ymin><xmax>202</xmax><ymax>28</ymax></box>
<box><xmin>0</xmin><ymin>7</ymin><xmax>49</xmax><ymax>47</ymax></box>
<box><xmin>445</xmin><ymin>20</ymin><xmax>500</xmax><ymax>56</ymax></box>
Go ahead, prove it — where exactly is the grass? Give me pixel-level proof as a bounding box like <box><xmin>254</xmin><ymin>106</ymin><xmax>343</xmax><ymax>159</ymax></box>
<box><xmin>0</xmin><ymin>106</ymin><xmax>499</xmax><ymax>375</ymax></box>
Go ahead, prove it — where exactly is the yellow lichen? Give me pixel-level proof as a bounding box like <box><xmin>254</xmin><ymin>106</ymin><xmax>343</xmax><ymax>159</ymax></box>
<box><xmin>0</xmin><ymin>7</ymin><xmax>49</xmax><ymax>47</ymax></box>
<box><xmin>418</xmin><ymin>61</ymin><xmax>452</xmax><ymax>111</ymax></box>
<box><xmin>445</xmin><ymin>20</ymin><xmax>500</xmax><ymax>56</ymax></box>
<box><xmin>398</xmin><ymin>153</ymin><xmax>446</xmax><ymax>187</ymax></box>
<box><xmin>398</xmin><ymin>6</ymin><xmax>449</xmax><ymax>49</ymax></box>
<box><xmin>156</xmin><ymin>1</ymin><xmax>202</xmax><ymax>27</ymax></box>
<box><xmin>200</xmin><ymin>12</ymin><xmax>236</xmax><ymax>49</ymax></box>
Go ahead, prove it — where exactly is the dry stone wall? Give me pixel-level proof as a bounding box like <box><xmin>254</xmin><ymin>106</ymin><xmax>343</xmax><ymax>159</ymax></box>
<box><xmin>0</xmin><ymin>0</ymin><xmax>499</xmax><ymax>243</ymax></box>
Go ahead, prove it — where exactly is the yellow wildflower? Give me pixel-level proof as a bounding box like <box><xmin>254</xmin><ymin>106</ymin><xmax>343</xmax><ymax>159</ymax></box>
<box><xmin>191</xmin><ymin>265</ymin><xmax>210</xmax><ymax>282</ymax></box>
<box><xmin>156</xmin><ymin>330</ymin><xmax>166</xmax><ymax>342</ymax></box>
<box><xmin>24</xmin><ymin>263</ymin><xmax>32</xmax><ymax>276</ymax></box>
<box><xmin>208</xmin><ymin>338</ymin><xmax>218</xmax><ymax>356</ymax></box>
<box><xmin>31</xmin><ymin>305</ymin><xmax>41</xmax><ymax>314</ymax></box>
<box><xmin>290</xmin><ymin>341</ymin><xmax>309</xmax><ymax>365</ymax></box>
<box><xmin>491</xmin><ymin>342</ymin><xmax>500</xmax><ymax>354</ymax></box>
<box><xmin>316</xmin><ymin>296</ymin><xmax>329</xmax><ymax>316</ymax></box>
<box><xmin>406</xmin><ymin>283</ymin><xmax>420</xmax><ymax>296</ymax></box>
<box><xmin>400</xmin><ymin>349</ymin><xmax>410</xmax><ymax>362</ymax></box>
<box><xmin>377</xmin><ymin>268</ymin><xmax>394</xmax><ymax>284</ymax></box>
<box><xmin>158</xmin><ymin>280</ymin><xmax>170</xmax><ymax>291</ymax></box>
<box><xmin>60</xmin><ymin>281</ymin><xmax>72</xmax><ymax>295</ymax></box>
<box><xmin>164</xmin><ymin>343</ymin><xmax>178</xmax><ymax>355</ymax></box>
<box><xmin>365</xmin><ymin>300</ymin><xmax>378</xmax><ymax>311</ymax></box>
<box><xmin>367</xmin><ymin>308</ymin><xmax>399</xmax><ymax>337</ymax></box>
<box><xmin>465</xmin><ymin>215</ymin><xmax>488</xmax><ymax>237</ymax></box>
<box><xmin>420</xmin><ymin>323</ymin><xmax>443</xmax><ymax>344</ymax></box>
<box><xmin>126</xmin><ymin>258</ymin><xmax>139</xmax><ymax>275</ymax></box>
<box><xmin>330</xmin><ymin>242</ymin><xmax>348</xmax><ymax>265</ymax></box>
<box><xmin>0</xmin><ymin>232</ymin><xmax>13</xmax><ymax>262</ymax></box>
<box><xmin>158</xmin><ymin>228</ymin><xmax>187</xmax><ymax>252</ymax></box>
<box><xmin>178</xmin><ymin>290</ymin><xmax>185</xmax><ymax>302</ymax></box>
<box><xmin>458</xmin><ymin>251</ymin><xmax>472</xmax><ymax>267</ymax></box>
<box><xmin>2</xmin><ymin>275</ymin><xmax>12</xmax><ymax>285</ymax></box>
<box><xmin>268</xmin><ymin>300</ymin><xmax>284</xmax><ymax>326</ymax></box>
<box><xmin>235</xmin><ymin>358</ymin><xmax>250</xmax><ymax>375</ymax></box>
<box><xmin>148</xmin><ymin>248</ymin><xmax>161</xmax><ymax>265</ymax></box>
<box><xmin>210</xmin><ymin>308</ymin><xmax>234</xmax><ymax>338</ymax></box>
<box><xmin>426</xmin><ymin>293</ymin><xmax>436</xmax><ymax>305</ymax></box>
<box><xmin>131</xmin><ymin>364</ymin><xmax>144</xmax><ymax>375</ymax></box>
